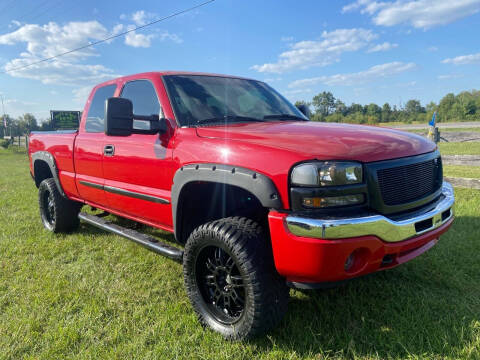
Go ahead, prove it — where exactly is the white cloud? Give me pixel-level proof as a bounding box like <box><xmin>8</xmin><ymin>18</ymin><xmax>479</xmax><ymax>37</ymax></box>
<box><xmin>4</xmin><ymin>59</ymin><xmax>117</xmax><ymax>86</ymax></box>
<box><xmin>0</xmin><ymin>17</ymin><xmax>182</xmax><ymax>87</ymax></box>
<box><xmin>289</xmin><ymin>61</ymin><xmax>417</xmax><ymax>88</ymax></box>
<box><xmin>251</xmin><ymin>28</ymin><xmax>378</xmax><ymax>73</ymax></box>
<box><xmin>342</xmin><ymin>0</ymin><xmax>480</xmax><ymax>29</ymax></box>
<box><xmin>438</xmin><ymin>74</ymin><xmax>464</xmax><ymax>80</ymax></box>
<box><xmin>442</xmin><ymin>53</ymin><xmax>480</xmax><ymax>65</ymax></box>
<box><xmin>264</xmin><ymin>77</ymin><xmax>283</xmax><ymax>83</ymax></box>
<box><xmin>0</xmin><ymin>21</ymin><xmax>120</xmax><ymax>86</ymax></box>
<box><xmin>281</xmin><ymin>36</ymin><xmax>294</xmax><ymax>42</ymax></box>
<box><xmin>73</xmin><ymin>86</ymin><xmax>94</xmax><ymax>104</ymax></box>
<box><xmin>119</xmin><ymin>11</ymin><xmax>182</xmax><ymax>47</ymax></box>
<box><xmin>0</xmin><ymin>21</ymin><xmax>111</xmax><ymax>61</ymax></box>
<box><xmin>132</xmin><ymin>10</ymin><xmax>153</xmax><ymax>26</ymax></box>
<box><xmin>366</xmin><ymin>41</ymin><xmax>398</xmax><ymax>53</ymax></box>
<box><xmin>282</xmin><ymin>88</ymin><xmax>312</xmax><ymax>95</ymax></box>
<box><xmin>157</xmin><ymin>30</ymin><xmax>183</xmax><ymax>44</ymax></box>
<box><xmin>428</xmin><ymin>46</ymin><xmax>438</xmax><ymax>52</ymax></box>
<box><xmin>125</xmin><ymin>26</ymin><xmax>155</xmax><ymax>48</ymax></box>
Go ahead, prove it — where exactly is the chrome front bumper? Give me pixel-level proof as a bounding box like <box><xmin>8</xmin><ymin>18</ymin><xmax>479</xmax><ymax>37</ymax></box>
<box><xmin>286</xmin><ymin>182</ymin><xmax>454</xmax><ymax>243</ymax></box>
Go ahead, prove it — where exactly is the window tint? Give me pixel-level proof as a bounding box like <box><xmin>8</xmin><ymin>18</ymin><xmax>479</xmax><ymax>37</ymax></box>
<box><xmin>163</xmin><ymin>75</ymin><xmax>305</xmax><ymax>126</ymax></box>
<box><xmin>121</xmin><ymin>80</ymin><xmax>161</xmax><ymax>131</ymax></box>
<box><xmin>121</xmin><ymin>80</ymin><xmax>160</xmax><ymax>116</ymax></box>
<box><xmin>85</xmin><ymin>84</ymin><xmax>116</xmax><ymax>133</ymax></box>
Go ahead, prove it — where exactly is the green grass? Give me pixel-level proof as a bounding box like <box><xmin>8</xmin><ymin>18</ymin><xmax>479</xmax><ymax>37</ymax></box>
<box><xmin>439</xmin><ymin>142</ymin><xmax>480</xmax><ymax>155</ymax></box>
<box><xmin>444</xmin><ymin>165</ymin><xmax>480</xmax><ymax>179</ymax></box>
<box><xmin>1</xmin><ymin>149</ymin><xmax>479</xmax><ymax>359</ymax></box>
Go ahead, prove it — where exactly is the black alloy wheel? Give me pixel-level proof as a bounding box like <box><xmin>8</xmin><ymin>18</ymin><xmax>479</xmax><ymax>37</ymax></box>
<box><xmin>38</xmin><ymin>178</ymin><xmax>82</xmax><ymax>233</ymax></box>
<box><xmin>183</xmin><ymin>217</ymin><xmax>289</xmax><ymax>340</ymax></box>
<box><xmin>195</xmin><ymin>245</ymin><xmax>246</xmax><ymax>324</ymax></box>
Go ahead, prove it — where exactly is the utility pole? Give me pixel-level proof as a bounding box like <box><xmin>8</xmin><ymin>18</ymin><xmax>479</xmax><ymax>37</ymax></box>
<box><xmin>0</xmin><ymin>94</ymin><xmax>6</xmax><ymax>138</ymax></box>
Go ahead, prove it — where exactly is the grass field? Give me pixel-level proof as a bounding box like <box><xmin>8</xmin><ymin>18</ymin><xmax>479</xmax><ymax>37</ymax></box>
<box><xmin>439</xmin><ymin>142</ymin><xmax>480</xmax><ymax>155</ymax></box>
<box><xmin>1</xmin><ymin>149</ymin><xmax>479</xmax><ymax>360</ymax></box>
<box><xmin>444</xmin><ymin>165</ymin><xmax>480</xmax><ymax>179</ymax></box>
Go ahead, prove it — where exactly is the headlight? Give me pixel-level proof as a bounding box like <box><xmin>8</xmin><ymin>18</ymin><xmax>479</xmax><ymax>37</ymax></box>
<box><xmin>291</xmin><ymin>161</ymin><xmax>363</xmax><ymax>186</ymax></box>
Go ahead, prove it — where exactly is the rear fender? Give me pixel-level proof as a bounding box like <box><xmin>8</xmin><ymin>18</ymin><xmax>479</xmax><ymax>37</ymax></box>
<box><xmin>31</xmin><ymin>151</ymin><xmax>66</xmax><ymax>197</ymax></box>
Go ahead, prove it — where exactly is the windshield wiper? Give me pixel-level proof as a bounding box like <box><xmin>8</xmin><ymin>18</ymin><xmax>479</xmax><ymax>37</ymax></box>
<box><xmin>196</xmin><ymin>115</ymin><xmax>263</xmax><ymax>125</ymax></box>
<box><xmin>263</xmin><ymin>114</ymin><xmax>307</xmax><ymax>121</ymax></box>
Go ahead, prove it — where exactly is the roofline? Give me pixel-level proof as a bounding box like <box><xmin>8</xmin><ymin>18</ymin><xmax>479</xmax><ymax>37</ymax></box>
<box><xmin>94</xmin><ymin>71</ymin><xmax>259</xmax><ymax>89</ymax></box>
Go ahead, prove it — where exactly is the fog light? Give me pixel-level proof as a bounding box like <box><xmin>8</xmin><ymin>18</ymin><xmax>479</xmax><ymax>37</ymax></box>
<box><xmin>345</xmin><ymin>253</ymin><xmax>355</xmax><ymax>271</ymax></box>
<box><xmin>344</xmin><ymin>248</ymin><xmax>370</xmax><ymax>274</ymax></box>
<box><xmin>302</xmin><ymin>194</ymin><xmax>364</xmax><ymax>208</ymax></box>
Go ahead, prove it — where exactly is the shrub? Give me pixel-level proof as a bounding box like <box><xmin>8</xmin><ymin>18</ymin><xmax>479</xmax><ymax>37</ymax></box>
<box><xmin>0</xmin><ymin>139</ymin><xmax>10</xmax><ymax>149</ymax></box>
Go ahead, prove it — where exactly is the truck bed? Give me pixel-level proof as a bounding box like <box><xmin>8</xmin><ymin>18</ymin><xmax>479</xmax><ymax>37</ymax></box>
<box><xmin>29</xmin><ymin>130</ymin><xmax>79</xmax><ymax>198</ymax></box>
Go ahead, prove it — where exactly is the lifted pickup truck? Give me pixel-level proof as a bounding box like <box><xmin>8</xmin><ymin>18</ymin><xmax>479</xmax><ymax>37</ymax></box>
<box><xmin>28</xmin><ymin>71</ymin><xmax>454</xmax><ymax>339</ymax></box>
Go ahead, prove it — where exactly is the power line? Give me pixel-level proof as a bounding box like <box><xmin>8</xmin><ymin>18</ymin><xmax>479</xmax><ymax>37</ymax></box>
<box><xmin>0</xmin><ymin>0</ymin><xmax>215</xmax><ymax>75</ymax></box>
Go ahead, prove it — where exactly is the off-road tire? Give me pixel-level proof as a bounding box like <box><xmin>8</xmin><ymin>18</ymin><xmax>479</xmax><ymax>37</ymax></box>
<box><xmin>183</xmin><ymin>216</ymin><xmax>289</xmax><ymax>340</ymax></box>
<box><xmin>38</xmin><ymin>178</ymin><xmax>82</xmax><ymax>233</ymax></box>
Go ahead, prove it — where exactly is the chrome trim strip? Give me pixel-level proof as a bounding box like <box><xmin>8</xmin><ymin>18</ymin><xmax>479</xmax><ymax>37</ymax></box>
<box><xmin>79</xmin><ymin>180</ymin><xmax>170</xmax><ymax>204</ymax></box>
<box><xmin>286</xmin><ymin>182</ymin><xmax>454</xmax><ymax>243</ymax></box>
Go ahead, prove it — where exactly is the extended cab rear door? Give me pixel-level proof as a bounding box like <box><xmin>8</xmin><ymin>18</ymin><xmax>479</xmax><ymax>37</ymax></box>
<box><xmin>102</xmin><ymin>79</ymin><xmax>174</xmax><ymax>229</ymax></box>
<box><xmin>74</xmin><ymin>83</ymin><xmax>117</xmax><ymax>206</ymax></box>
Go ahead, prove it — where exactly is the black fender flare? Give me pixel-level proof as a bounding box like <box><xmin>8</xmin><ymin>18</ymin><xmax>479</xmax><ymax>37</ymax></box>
<box><xmin>171</xmin><ymin>163</ymin><xmax>283</xmax><ymax>239</ymax></box>
<box><xmin>31</xmin><ymin>151</ymin><xmax>67</xmax><ymax>198</ymax></box>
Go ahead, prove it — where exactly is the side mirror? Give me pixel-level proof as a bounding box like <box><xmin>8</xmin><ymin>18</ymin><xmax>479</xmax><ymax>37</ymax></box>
<box><xmin>105</xmin><ymin>97</ymin><xmax>167</xmax><ymax>136</ymax></box>
<box><xmin>296</xmin><ymin>104</ymin><xmax>311</xmax><ymax>119</ymax></box>
<box><xmin>105</xmin><ymin>97</ymin><xmax>134</xmax><ymax>136</ymax></box>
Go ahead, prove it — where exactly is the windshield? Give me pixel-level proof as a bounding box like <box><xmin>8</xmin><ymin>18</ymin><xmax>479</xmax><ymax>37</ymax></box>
<box><xmin>163</xmin><ymin>75</ymin><xmax>307</xmax><ymax>126</ymax></box>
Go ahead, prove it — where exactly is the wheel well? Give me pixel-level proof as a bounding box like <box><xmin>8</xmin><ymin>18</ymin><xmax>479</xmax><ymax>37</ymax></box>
<box><xmin>176</xmin><ymin>182</ymin><xmax>269</xmax><ymax>244</ymax></box>
<box><xmin>34</xmin><ymin>160</ymin><xmax>53</xmax><ymax>188</ymax></box>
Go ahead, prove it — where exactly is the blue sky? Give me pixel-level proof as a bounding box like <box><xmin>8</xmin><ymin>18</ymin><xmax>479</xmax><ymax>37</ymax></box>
<box><xmin>1</xmin><ymin>0</ymin><xmax>480</xmax><ymax>120</ymax></box>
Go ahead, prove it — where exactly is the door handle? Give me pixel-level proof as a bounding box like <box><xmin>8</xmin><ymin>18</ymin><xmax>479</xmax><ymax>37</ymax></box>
<box><xmin>104</xmin><ymin>144</ymin><xmax>115</xmax><ymax>156</ymax></box>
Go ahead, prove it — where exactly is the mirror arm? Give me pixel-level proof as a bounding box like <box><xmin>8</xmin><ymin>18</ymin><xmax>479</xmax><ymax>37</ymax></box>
<box><xmin>131</xmin><ymin>114</ymin><xmax>168</xmax><ymax>135</ymax></box>
<box><xmin>133</xmin><ymin>114</ymin><xmax>160</xmax><ymax>122</ymax></box>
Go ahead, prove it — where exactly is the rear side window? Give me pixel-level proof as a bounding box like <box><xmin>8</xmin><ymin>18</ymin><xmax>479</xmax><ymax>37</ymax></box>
<box><xmin>85</xmin><ymin>84</ymin><xmax>117</xmax><ymax>133</ymax></box>
<box><xmin>121</xmin><ymin>80</ymin><xmax>161</xmax><ymax>130</ymax></box>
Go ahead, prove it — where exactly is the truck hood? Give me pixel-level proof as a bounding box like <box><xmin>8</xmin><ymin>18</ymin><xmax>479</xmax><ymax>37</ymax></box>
<box><xmin>195</xmin><ymin>121</ymin><xmax>436</xmax><ymax>163</ymax></box>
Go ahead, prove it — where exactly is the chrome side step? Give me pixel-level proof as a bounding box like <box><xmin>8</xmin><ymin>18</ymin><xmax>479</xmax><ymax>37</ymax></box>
<box><xmin>78</xmin><ymin>212</ymin><xmax>183</xmax><ymax>262</ymax></box>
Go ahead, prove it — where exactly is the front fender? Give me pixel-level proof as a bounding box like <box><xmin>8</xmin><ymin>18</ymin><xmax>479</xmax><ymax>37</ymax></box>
<box><xmin>171</xmin><ymin>163</ymin><xmax>283</xmax><ymax>239</ymax></box>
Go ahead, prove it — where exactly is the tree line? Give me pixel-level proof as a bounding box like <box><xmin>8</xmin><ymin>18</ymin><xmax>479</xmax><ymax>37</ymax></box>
<box><xmin>295</xmin><ymin>89</ymin><xmax>480</xmax><ymax>124</ymax></box>
<box><xmin>0</xmin><ymin>113</ymin><xmax>46</xmax><ymax>138</ymax></box>
<box><xmin>1</xmin><ymin>88</ymin><xmax>480</xmax><ymax>137</ymax></box>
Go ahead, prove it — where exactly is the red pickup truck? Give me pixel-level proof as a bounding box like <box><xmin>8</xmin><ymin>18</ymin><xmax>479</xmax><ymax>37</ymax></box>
<box><xmin>28</xmin><ymin>71</ymin><xmax>455</xmax><ymax>339</ymax></box>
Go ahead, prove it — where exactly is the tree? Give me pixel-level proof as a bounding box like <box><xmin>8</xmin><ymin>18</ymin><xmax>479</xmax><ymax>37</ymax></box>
<box><xmin>349</xmin><ymin>103</ymin><xmax>364</xmax><ymax>114</ymax></box>
<box><xmin>438</xmin><ymin>93</ymin><xmax>455</xmax><ymax>122</ymax></box>
<box><xmin>381</xmin><ymin>103</ymin><xmax>392</xmax><ymax>122</ymax></box>
<box><xmin>334</xmin><ymin>99</ymin><xmax>347</xmax><ymax>115</ymax></box>
<box><xmin>366</xmin><ymin>103</ymin><xmax>381</xmax><ymax>117</ymax></box>
<box><xmin>294</xmin><ymin>100</ymin><xmax>310</xmax><ymax>107</ymax></box>
<box><xmin>464</xmin><ymin>99</ymin><xmax>477</xmax><ymax>116</ymax></box>
<box><xmin>312</xmin><ymin>91</ymin><xmax>335</xmax><ymax>117</ymax></box>
<box><xmin>405</xmin><ymin>99</ymin><xmax>424</xmax><ymax>114</ymax></box>
<box><xmin>19</xmin><ymin>113</ymin><xmax>38</xmax><ymax>133</ymax></box>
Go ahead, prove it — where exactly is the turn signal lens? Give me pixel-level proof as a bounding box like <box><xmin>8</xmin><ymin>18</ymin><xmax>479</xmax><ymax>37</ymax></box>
<box><xmin>302</xmin><ymin>194</ymin><xmax>364</xmax><ymax>208</ymax></box>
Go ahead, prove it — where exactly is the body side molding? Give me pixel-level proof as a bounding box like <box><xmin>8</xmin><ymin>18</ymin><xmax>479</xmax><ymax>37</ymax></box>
<box><xmin>80</xmin><ymin>180</ymin><xmax>170</xmax><ymax>204</ymax></box>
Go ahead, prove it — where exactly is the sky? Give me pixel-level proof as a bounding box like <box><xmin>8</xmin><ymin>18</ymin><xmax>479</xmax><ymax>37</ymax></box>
<box><xmin>1</xmin><ymin>0</ymin><xmax>480</xmax><ymax>121</ymax></box>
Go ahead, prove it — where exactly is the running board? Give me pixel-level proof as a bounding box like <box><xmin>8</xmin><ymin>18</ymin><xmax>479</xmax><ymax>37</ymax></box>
<box><xmin>78</xmin><ymin>213</ymin><xmax>183</xmax><ymax>262</ymax></box>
